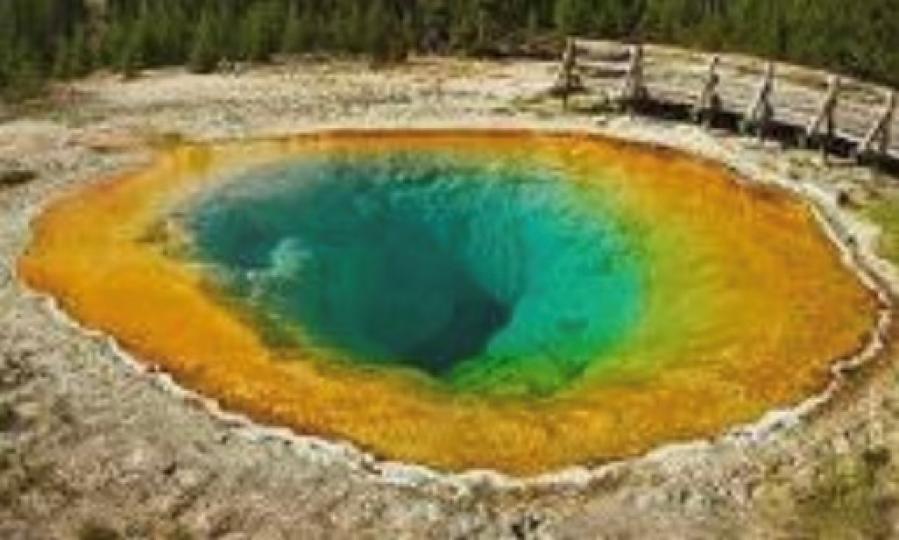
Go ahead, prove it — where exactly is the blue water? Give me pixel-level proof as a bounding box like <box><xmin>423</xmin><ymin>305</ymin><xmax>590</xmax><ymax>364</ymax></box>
<box><xmin>183</xmin><ymin>152</ymin><xmax>644</xmax><ymax>395</ymax></box>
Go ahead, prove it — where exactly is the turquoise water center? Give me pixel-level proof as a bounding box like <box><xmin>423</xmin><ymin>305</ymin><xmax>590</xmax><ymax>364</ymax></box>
<box><xmin>183</xmin><ymin>151</ymin><xmax>644</xmax><ymax>396</ymax></box>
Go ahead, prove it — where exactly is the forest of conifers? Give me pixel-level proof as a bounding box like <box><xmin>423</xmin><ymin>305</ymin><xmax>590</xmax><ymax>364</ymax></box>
<box><xmin>1</xmin><ymin>0</ymin><xmax>898</xmax><ymax>100</ymax></box>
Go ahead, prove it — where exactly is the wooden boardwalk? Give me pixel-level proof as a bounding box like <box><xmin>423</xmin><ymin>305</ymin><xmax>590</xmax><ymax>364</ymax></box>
<box><xmin>557</xmin><ymin>40</ymin><xmax>898</xmax><ymax>163</ymax></box>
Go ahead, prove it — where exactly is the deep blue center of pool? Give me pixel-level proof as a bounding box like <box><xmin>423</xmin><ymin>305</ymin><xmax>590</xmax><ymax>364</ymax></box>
<box><xmin>184</xmin><ymin>153</ymin><xmax>643</xmax><ymax>394</ymax></box>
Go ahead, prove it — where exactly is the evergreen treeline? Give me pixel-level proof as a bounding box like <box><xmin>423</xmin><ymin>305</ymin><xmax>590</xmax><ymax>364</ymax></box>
<box><xmin>1</xmin><ymin>0</ymin><xmax>898</xmax><ymax>100</ymax></box>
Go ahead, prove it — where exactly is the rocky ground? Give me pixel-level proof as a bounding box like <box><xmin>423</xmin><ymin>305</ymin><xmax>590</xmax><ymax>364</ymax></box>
<box><xmin>2</xmin><ymin>53</ymin><xmax>899</xmax><ymax>539</ymax></box>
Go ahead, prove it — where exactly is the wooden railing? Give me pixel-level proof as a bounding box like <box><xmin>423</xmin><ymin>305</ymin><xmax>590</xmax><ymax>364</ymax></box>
<box><xmin>554</xmin><ymin>39</ymin><xmax>898</xmax><ymax>163</ymax></box>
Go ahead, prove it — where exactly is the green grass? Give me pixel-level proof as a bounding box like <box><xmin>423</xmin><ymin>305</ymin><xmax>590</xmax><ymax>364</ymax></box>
<box><xmin>790</xmin><ymin>452</ymin><xmax>894</xmax><ymax>540</ymax></box>
<box><xmin>867</xmin><ymin>197</ymin><xmax>899</xmax><ymax>265</ymax></box>
<box><xmin>78</xmin><ymin>521</ymin><xmax>121</xmax><ymax>540</ymax></box>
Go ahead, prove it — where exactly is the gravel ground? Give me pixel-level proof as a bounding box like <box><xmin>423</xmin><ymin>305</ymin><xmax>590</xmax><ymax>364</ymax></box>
<box><xmin>1</xmin><ymin>54</ymin><xmax>899</xmax><ymax>539</ymax></box>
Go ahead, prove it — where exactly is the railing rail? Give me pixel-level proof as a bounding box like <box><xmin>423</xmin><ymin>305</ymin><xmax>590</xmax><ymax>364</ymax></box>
<box><xmin>554</xmin><ymin>39</ymin><xmax>899</xmax><ymax>163</ymax></box>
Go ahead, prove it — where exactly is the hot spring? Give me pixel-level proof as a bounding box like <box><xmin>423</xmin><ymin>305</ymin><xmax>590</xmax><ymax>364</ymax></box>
<box><xmin>184</xmin><ymin>153</ymin><xmax>642</xmax><ymax>396</ymax></box>
<box><xmin>19</xmin><ymin>130</ymin><xmax>880</xmax><ymax>474</ymax></box>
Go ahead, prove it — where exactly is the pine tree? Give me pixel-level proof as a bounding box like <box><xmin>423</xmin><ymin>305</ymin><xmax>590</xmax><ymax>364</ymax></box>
<box><xmin>347</xmin><ymin>2</ymin><xmax>367</xmax><ymax>54</ymax></box>
<box><xmin>147</xmin><ymin>2</ymin><xmax>189</xmax><ymax>66</ymax></box>
<box><xmin>298</xmin><ymin>5</ymin><xmax>318</xmax><ymax>52</ymax></box>
<box><xmin>450</xmin><ymin>0</ymin><xmax>479</xmax><ymax>52</ymax></box>
<box><xmin>238</xmin><ymin>0</ymin><xmax>284</xmax><ymax>62</ymax></box>
<box><xmin>527</xmin><ymin>4</ymin><xmax>541</xmax><ymax>41</ymax></box>
<box><xmin>3</xmin><ymin>47</ymin><xmax>45</xmax><ymax>101</ymax></box>
<box><xmin>281</xmin><ymin>3</ymin><xmax>305</xmax><ymax>54</ymax></box>
<box><xmin>100</xmin><ymin>16</ymin><xmax>128</xmax><ymax>68</ymax></box>
<box><xmin>52</xmin><ymin>37</ymin><xmax>71</xmax><ymax>79</ymax></box>
<box><xmin>554</xmin><ymin>0</ymin><xmax>591</xmax><ymax>37</ymax></box>
<box><xmin>366</xmin><ymin>0</ymin><xmax>391</xmax><ymax>64</ymax></box>
<box><xmin>118</xmin><ymin>27</ymin><xmax>143</xmax><ymax>79</ymax></box>
<box><xmin>189</xmin><ymin>9</ymin><xmax>220</xmax><ymax>74</ymax></box>
<box><xmin>241</xmin><ymin>3</ymin><xmax>270</xmax><ymax>62</ymax></box>
<box><xmin>365</xmin><ymin>0</ymin><xmax>408</xmax><ymax>65</ymax></box>
<box><xmin>68</xmin><ymin>24</ymin><xmax>91</xmax><ymax>77</ymax></box>
<box><xmin>2</xmin><ymin>0</ymin><xmax>899</xmax><ymax>98</ymax></box>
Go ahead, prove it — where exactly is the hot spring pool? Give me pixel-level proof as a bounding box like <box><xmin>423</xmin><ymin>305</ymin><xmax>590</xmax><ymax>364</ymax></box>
<box><xmin>20</xmin><ymin>130</ymin><xmax>880</xmax><ymax>474</ymax></box>
<box><xmin>185</xmin><ymin>153</ymin><xmax>643</xmax><ymax>396</ymax></box>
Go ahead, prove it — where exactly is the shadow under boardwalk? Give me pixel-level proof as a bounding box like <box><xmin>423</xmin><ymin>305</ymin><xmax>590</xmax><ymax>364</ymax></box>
<box><xmin>632</xmin><ymin>98</ymin><xmax>899</xmax><ymax>176</ymax></box>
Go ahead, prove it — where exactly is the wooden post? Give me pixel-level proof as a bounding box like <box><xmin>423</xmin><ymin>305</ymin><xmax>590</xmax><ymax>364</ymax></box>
<box><xmin>556</xmin><ymin>38</ymin><xmax>579</xmax><ymax>110</ymax></box>
<box><xmin>805</xmin><ymin>75</ymin><xmax>841</xmax><ymax>158</ymax></box>
<box><xmin>692</xmin><ymin>55</ymin><xmax>721</xmax><ymax>127</ymax></box>
<box><xmin>743</xmin><ymin>62</ymin><xmax>775</xmax><ymax>141</ymax></box>
<box><xmin>858</xmin><ymin>89</ymin><xmax>896</xmax><ymax>161</ymax></box>
<box><xmin>620</xmin><ymin>43</ymin><xmax>648</xmax><ymax>115</ymax></box>
<box><xmin>805</xmin><ymin>74</ymin><xmax>841</xmax><ymax>163</ymax></box>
